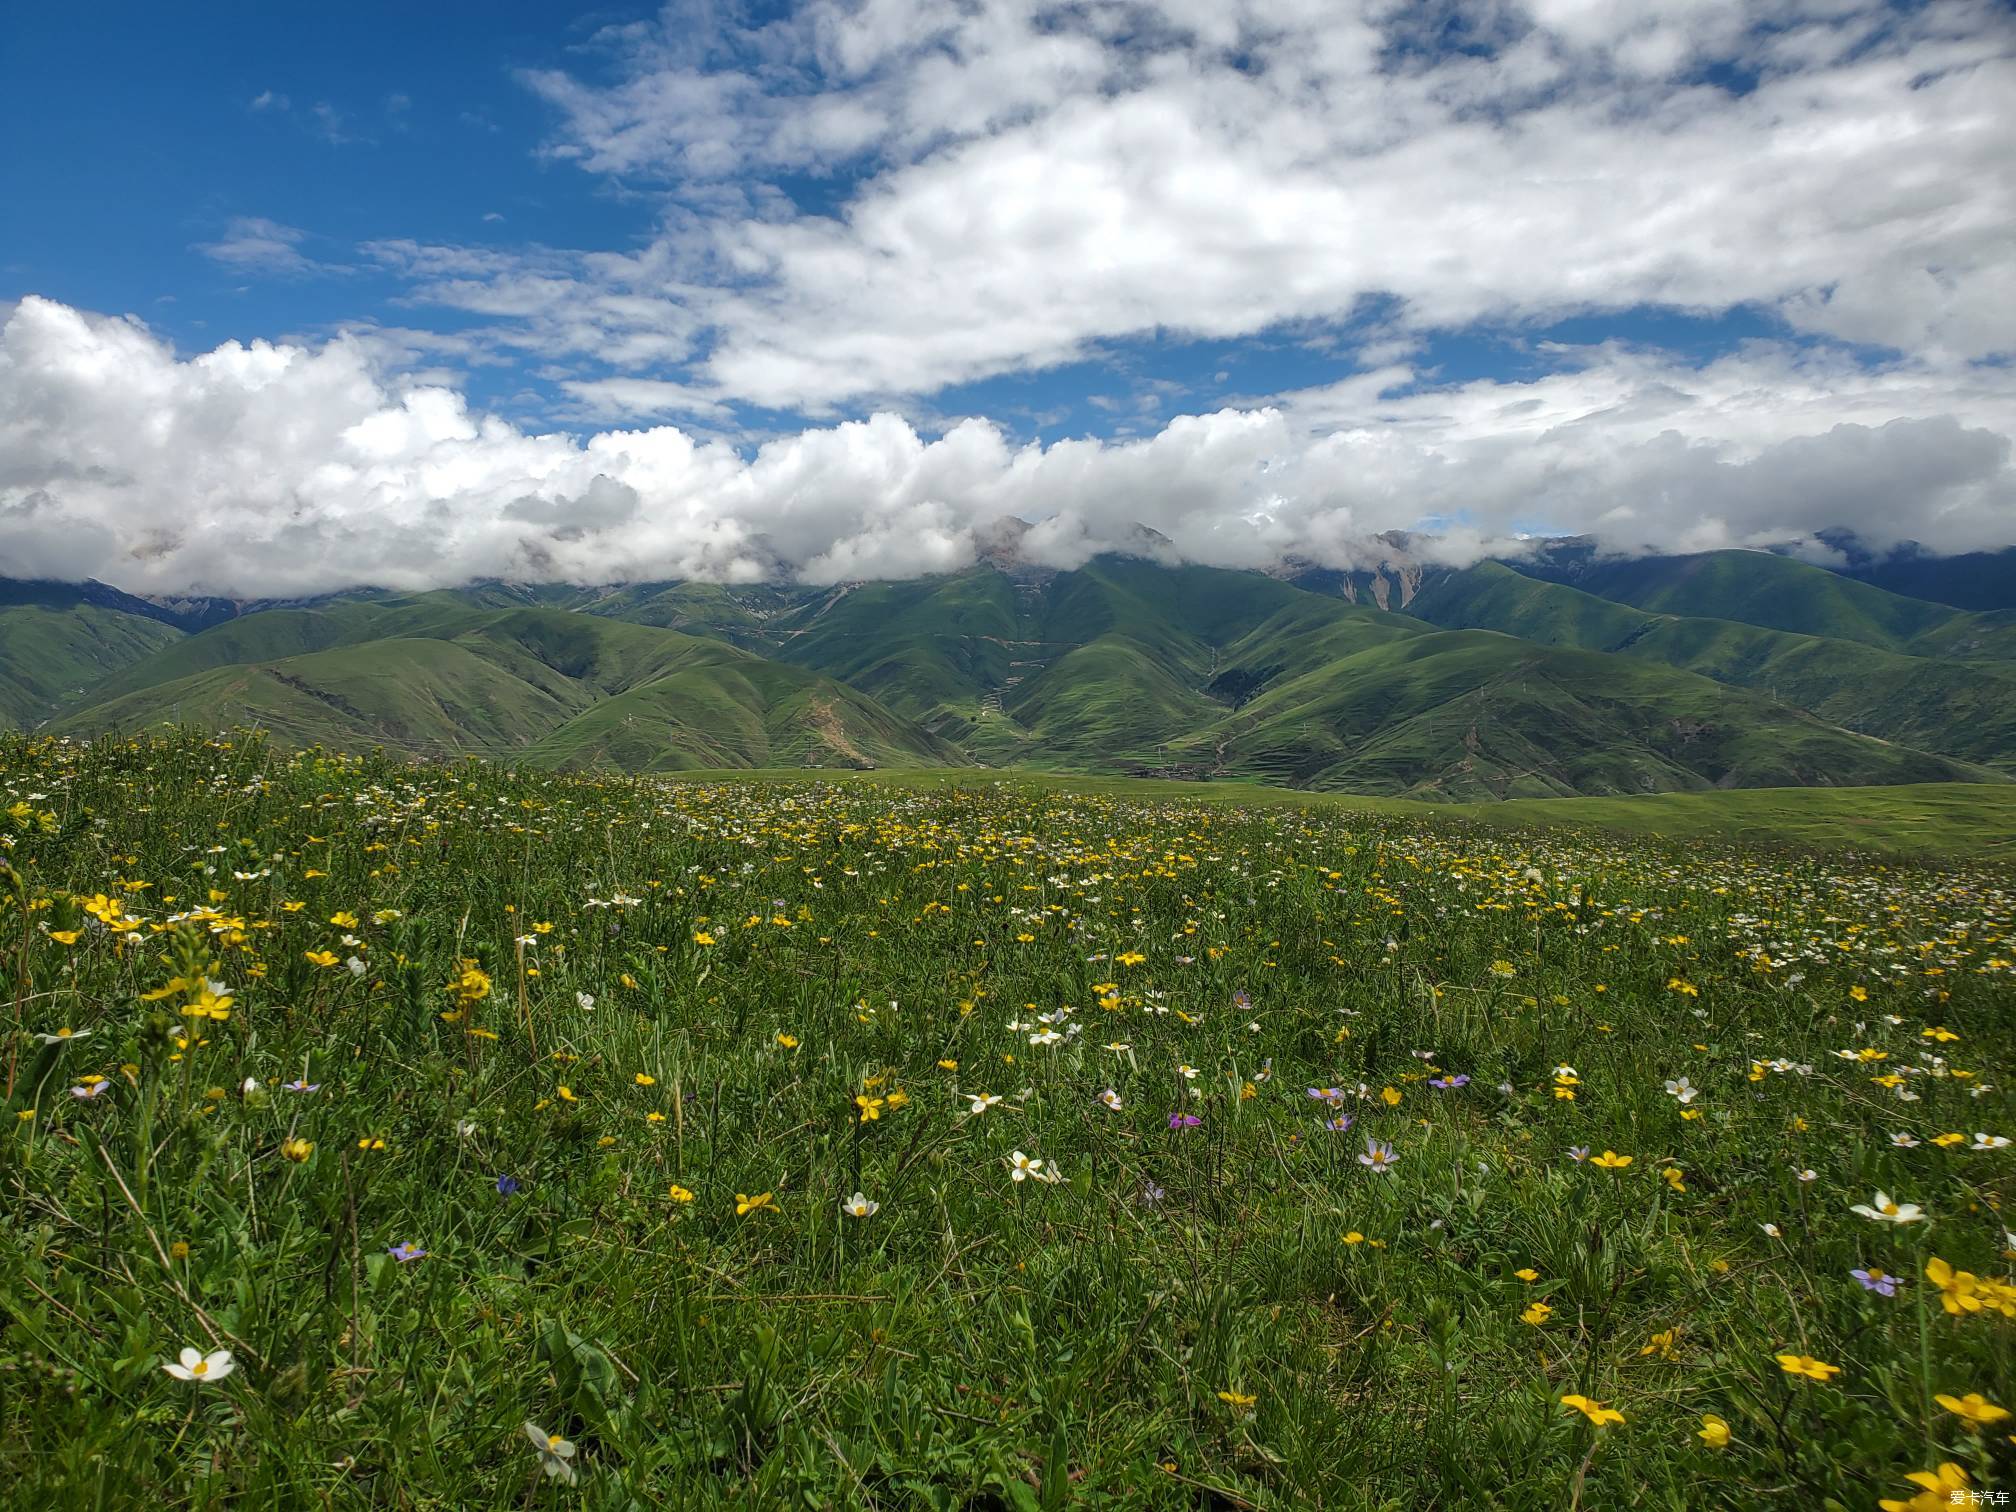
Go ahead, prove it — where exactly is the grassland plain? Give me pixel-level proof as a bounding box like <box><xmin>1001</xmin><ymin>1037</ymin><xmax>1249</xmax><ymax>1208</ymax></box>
<box><xmin>2</xmin><ymin>734</ymin><xmax>2014</xmax><ymax>1508</ymax></box>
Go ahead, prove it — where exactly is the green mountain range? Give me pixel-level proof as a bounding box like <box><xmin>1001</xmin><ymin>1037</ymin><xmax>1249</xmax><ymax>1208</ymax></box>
<box><xmin>32</xmin><ymin>597</ymin><xmax>964</xmax><ymax>772</ymax></box>
<box><xmin>6</xmin><ymin>542</ymin><xmax>2013</xmax><ymax>799</ymax></box>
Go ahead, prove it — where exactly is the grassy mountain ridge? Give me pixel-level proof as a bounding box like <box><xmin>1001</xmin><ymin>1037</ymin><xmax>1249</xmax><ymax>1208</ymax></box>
<box><xmin>8</xmin><ymin>546</ymin><xmax>2014</xmax><ymax>800</ymax></box>
<box><xmin>1406</xmin><ymin>561</ymin><xmax>2016</xmax><ymax>768</ymax></box>
<box><xmin>47</xmin><ymin>604</ymin><xmax>963</xmax><ymax>771</ymax></box>
<box><xmin>1161</xmin><ymin>628</ymin><xmax>1995</xmax><ymax>799</ymax></box>
<box><xmin>0</xmin><ymin>602</ymin><xmax>184</xmax><ymax>730</ymax></box>
<box><xmin>521</xmin><ymin>662</ymin><xmax>966</xmax><ymax>772</ymax></box>
<box><xmin>1503</xmin><ymin>546</ymin><xmax>2016</xmax><ymax>659</ymax></box>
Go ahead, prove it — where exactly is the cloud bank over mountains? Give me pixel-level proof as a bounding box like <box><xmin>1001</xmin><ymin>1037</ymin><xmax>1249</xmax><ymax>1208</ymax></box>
<box><xmin>3</xmin><ymin>294</ymin><xmax>2010</xmax><ymax>597</ymax></box>
<box><xmin>3</xmin><ymin>0</ymin><xmax>2013</xmax><ymax>596</ymax></box>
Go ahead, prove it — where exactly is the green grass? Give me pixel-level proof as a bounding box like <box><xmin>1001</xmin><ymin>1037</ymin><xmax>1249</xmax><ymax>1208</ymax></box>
<box><xmin>643</xmin><ymin>768</ymin><xmax>2016</xmax><ymax>862</ymax></box>
<box><xmin>3</xmin><ymin>730</ymin><xmax>2012</xmax><ymax>1508</ymax></box>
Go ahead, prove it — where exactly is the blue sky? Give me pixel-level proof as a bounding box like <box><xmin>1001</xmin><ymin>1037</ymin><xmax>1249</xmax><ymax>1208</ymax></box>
<box><xmin>1</xmin><ymin>1</ymin><xmax>2010</xmax><ymax>594</ymax></box>
<box><xmin>3</xmin><ymin>5</ymin><xmax>632</xmax><ymax>407</ymax></box>
<box><xmin>0</xmin><ymin>1</ymin><xmax>1840</xmax><ymax>441</ymax></box>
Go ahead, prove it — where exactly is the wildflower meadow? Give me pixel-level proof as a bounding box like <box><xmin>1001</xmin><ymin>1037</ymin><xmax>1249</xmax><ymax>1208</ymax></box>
<box><xmin>2</xmin><ymin>732</ymin><xmax>2012</xmax><ymax>1507</ymax></box>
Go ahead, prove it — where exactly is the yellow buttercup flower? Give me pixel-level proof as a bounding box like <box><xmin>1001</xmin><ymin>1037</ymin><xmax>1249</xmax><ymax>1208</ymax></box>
<box><xmin>1934</xmin><ymin>1391</ymin><xmax>2009</xmax><ymax>1427</ymax></box>
<box><xmin>1696</xmin><ymin>1414</ymin><xmax>1730</xmax><ymax>1449</ymax></box>
<box><xmin>1559</xmin><ymin>1394</ymin><xmax>1624</xmax><ymax>1427</ymax></box>
<box><xmin>1639</xmin><ymin>1328</ymin><xmax>1680</xmax><ymax>1360</ymax></box>
<box><xmin>1774</xmin><ymin>1353</ymin><xmax>1840</xmax><ymax>1382</ymax></box>
<box><xmin>1879</xmin><ymin>1463</ymin><xmax>1969</xmax><ymax>1512</ymax></box>
<box><xmin>735</xmin><ymin>1191</ymin><xmax>777</xmax><ymax>1216</ymax></box>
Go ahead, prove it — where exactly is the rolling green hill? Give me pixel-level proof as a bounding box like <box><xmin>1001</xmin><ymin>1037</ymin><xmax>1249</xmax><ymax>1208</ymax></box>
<box><xmin>741</xmin><ymin>561</ymin><xmax>1427</xmax><ymax>768</ymax></box>
<box><xmin>1842</xmin><ymin>544</ymin><xmax>2016</xmax><ymax>611</ymax></box>
<box><xmin>55</xmin><ymin>638</ymin><xmax>581</xmax><ymax>756</ymax></box>
<box><xmin>11</xmin><ymin>546</ymin><xmax>2016</xmax><ymax>804</ymax></box>
<box><xmin>0</xmin><ymin>583</ymin><xmax>187</xmax><ymax>729</ymax></box>
<box><xmin>521</xmin><ymin>661</ymin><xmax>961</xmax><ymax>772</ymax></box>
<box><xmin>1506</xmin><ymin>548</ymin><xmax>1954</xmax><ymax>644</ymax></box>
<box><xmin>1503</xmin><ymin>546</ymin><xmax>2016</xmax><ymax>663</ymax></box>
<box><xmin>47</xmin><ymin>603</ymin><xmax>963</xmax><ymax>771</ymax></box>
<box><xmin>1406</xmin><ymin>561</ymin><xmax>2016</xmax><ymax>768</ymax></box>
<box><xmin>683</xmin><ymin>559</ymin><xmax>1995</xmax><ymax>799</ymax></box>
<box><xmin>580</xmin><ymin>557</ymin><xmax>2015</xmax><ymax>797</ymax></box>
<box><xmin>75</xmin><ymin>592</ymin><xmax>525</xmax><ymax>706</ymax></box>
<box><xmin>1161</xmin><ymin>628</ymin><xmax>1996</xmax><ymax>799</ymax></box>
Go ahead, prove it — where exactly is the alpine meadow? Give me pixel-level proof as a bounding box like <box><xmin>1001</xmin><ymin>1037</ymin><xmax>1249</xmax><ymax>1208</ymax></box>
<box><xmin>5</xmin><ymin>0</ymin><xmax>2016</xmax><ymax>1507</ymax></box>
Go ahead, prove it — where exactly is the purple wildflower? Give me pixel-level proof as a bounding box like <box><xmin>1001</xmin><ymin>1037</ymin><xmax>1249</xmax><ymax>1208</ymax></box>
<box><xmin>387</xmin><ymin>1242</ymin><xmax>427</xmax><ymax>1263</ymax></box>
<box><xmin>1851</xmin><ymin>1267</ymin><xmax>1899</xmax><ymax>1296</ymax></box>
<box><xmin>1568</xmin><ymin>1145</ymin><xmax>1591</xmax><ymax>1163</ymax></box>
<box><xmin>1140</xmin><ymin>1180</ymin><xmax>1167</xmax><ymax>1204</ymax></box>
<box><xmin>1321</xmin><ymin>1115</ymin><xmax>1355</xmax><ymax>1132</ymax></box>
<box><xmin>283</xmin><ymin>1079</ymin><xmax>320</xmax><ymax>1093</ymax></box>
<box><xmin>1429</xmin><ymin>1074</ymin><xmax>1470</xmax><ymax>1090</ymax></box>
<box><xmin>496</xmin><ymin>1174</ymin><xmax>521</xmax><ymax>1196</ymax></box>
<box><xmin>1232</xmin><ymin>990</ymin><xmax>1252</xmax><ymax>1011</ymax></box>
<box><xmin>1306</xmin><ymin>1086</ymin><xmax>1347</xmax><ymax>1107</ymax></box>
<box><xmin>1168</xmin><ymin>1113</ymin><xmax>1202</xmax><ymax>1130</ymax></box>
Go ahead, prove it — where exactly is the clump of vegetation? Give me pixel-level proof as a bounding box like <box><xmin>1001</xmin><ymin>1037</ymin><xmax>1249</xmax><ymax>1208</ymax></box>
<box><xmin>2</xmin><ymin>731</ymin><xmax>2011</xmax><ymax>1505</ymax></box>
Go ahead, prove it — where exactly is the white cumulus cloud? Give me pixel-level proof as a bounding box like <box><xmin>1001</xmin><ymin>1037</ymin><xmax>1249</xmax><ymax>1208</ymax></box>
<box><xmin>444</xmin><ymin>0</ymin><xmax>2016</xmax><ymax>411</ymax></box>
<box><xmin>2</xmin><ymin>295</ymin><xmax>2011</xmax><ymax>598</ymax></box>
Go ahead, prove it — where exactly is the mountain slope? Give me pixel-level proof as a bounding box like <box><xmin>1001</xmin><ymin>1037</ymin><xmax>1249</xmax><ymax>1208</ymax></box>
<box><xmin>523</xmin><ymin>662</ymin><xmax>965</xmax><ymax>771</ymax></box>
<box><xmin>74</xmin><ymin>592</ymin><xmax>517</xmax><ymax>707</ymax></box>
<box><xmin>766</xmin><ymin>570</ymin><xmax>1034</xmax><ymax>744</ymax></box>
<box><xmin>757</xmin><ymin>560</ymin><xmax>1425</xmax><ymax>764</ymax></box>
<box><xmin>1165</xmin><ymin>630</ymin><xmax>2000</xmax><ymax>800</ymax></box>
<box><xmin>588</xmin><ymin>556</ymin><xmax>2012</xmax><ymax>795</ymax></box>
<box><xmin>1817</xmin><ymin>539</ymin><xmax>2016</xmax><ymax>612</ymax></box>
<box><xmin>0</xmin><ymin>582</ymin><xmax>188</xmax><ymax>729</ymax></box>
<box><xmin>50</xmin><ymin>638</ymin><xmax>580</xmax><ymax>757</ymax></box>
<box><xmin>1506</xmin><ymin>548</ymin><xmax>1961</xmax><ymax>650</ymax></box>
<box><xmin>1406</xmin><ymin>562</ymin><xmax>2016</xmax><ymax>769</ymax></box>
<box><xmin>48</xmin><ymin>603</ymin><xmax>963</xmax><ymax>770</ymax></box>
<box><xmin>16</xmin><ymin>554</ymin><xmax>2015</xmax><ymax>800</ymax></box>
